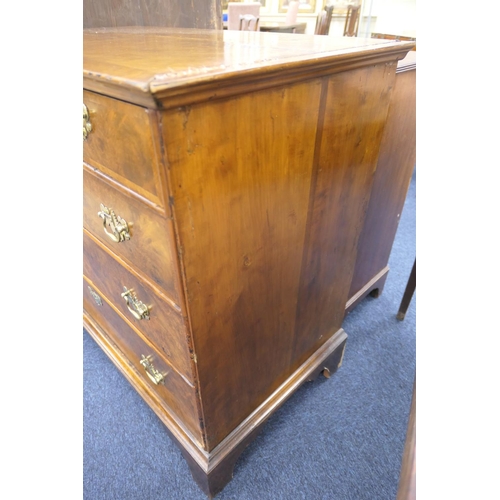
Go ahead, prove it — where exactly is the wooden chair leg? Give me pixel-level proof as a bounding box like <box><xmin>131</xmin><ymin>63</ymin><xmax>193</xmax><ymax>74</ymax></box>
<box><xmin>397</xmin><ymin>259</ymin><xmax>416</xmax><ymax>320</ymax></box>
<box><xmin>396</xmin><ymin>378</ymin><xmax>416</xmax><ymax>500</ymax></box>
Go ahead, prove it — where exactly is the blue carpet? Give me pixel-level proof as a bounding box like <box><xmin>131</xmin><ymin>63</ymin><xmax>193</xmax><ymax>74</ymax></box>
<box><xmin>84</xmin><ymin>170</ymin><xmax>416</xmax><ymax>499</ymax></box>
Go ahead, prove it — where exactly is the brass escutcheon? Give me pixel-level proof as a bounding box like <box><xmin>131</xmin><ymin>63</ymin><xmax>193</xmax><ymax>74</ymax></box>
<box><xmin>98</xmin><ymin>204</ymin><xmax>131</xmax><ymax>243</ymax></box>
<box><xmin>83</xmin><ymin>103</ymin><xmax>92</xmax><ymax>140</ymax></box>
<box><xmin>88</xmin><ymin>286</ymin><xmax>102</xmax><ymax>306</ymax></box>
<box><xmin>121</xmin><ymin>286</ymin><xmax>150</xmax><ymax>320</ymax></box>
<box><xmin>140</xmin><ymin>355</ymin><xmax>166</xmax><ymax>385</ymax></box>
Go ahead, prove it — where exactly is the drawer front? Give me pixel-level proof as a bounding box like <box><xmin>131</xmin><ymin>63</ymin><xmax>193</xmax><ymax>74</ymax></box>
<box><xmin>83</xmin><ymin>231</ymin><xmax>193</xmax><ymax>382</ymax></box>
<box><xmin>83</xmin><ymin>279</ymin><xmax>203</xmax><ymax>444</ymax></box>
<box><xmin>83</xmin><ymin>168</ymin><xmax>182</xmax><ymax>303</ymax></box>
<box><xmin>83</xmin><ymin>90</ymin><xmax>162</xmax><ymax>204</ymax></box>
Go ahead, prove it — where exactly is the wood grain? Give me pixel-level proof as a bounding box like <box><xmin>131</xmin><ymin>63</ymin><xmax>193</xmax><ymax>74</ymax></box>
<box><xmin>83</xmin><ymin>167</ymin><xmax>183</xmax><ymax>304</ymax></box>
<box><xmin>184</xmin><ymin>329</ymin><xmax>347</xmax><ymax>497</ymax></box>
<box><xmin>83</xmin><ymin>27</ymin><xmax>415</xmax><ymax>494</ymax></box>
<box><xmin>396</xmin><ymin>380</ymin><xmax>416</xmax><ymax>500</ymax></box>
<box><xmin>163</xmin><ymin>80</ymin><xmax>322</xmax><ymax>450</ymax></box>
<box><xmin>294</xmin><ymin>63</ymin><xmax>397</xmax><ymax>362</ymax></box>
<box><xmin>83</xmin><ymin>0</ymin><xmax>221</xmax><ymax>30</ymax></box>
<box><xmin>83</xmin><ymin>28</ymin><xmax>414</xmax><ymax>108</ymax></box>
<box><xmin>84</xmin><ymin>230</ymin><xmax>193</xmax><ymax>381</ymax></box>
<box><xmin>83</xmin><ymin>279</ymin><xmax>204</xmax><ymax>445</ymax></box>
<box><xmin>83</xmin><ymin>90</ymin><xmax>163</xmax><ymax>204</ymax></box>
<box><xmin>348</xmin><ymin>58</ymin><xmax>416</xmax><ymax>302</ymax></box>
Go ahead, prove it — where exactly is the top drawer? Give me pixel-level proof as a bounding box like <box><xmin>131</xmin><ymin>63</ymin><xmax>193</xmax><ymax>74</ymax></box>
<box><xmin>83</xmin><ymin>90</ymin><xmax>163</xmax><ymax>204</ymax></box>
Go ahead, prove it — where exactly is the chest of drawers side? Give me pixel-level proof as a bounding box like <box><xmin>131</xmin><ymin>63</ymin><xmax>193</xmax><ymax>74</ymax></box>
<box><xmin>161</xmin><ymin>60</ymin><xmax>399</xmax><ymax>451</ymax></box>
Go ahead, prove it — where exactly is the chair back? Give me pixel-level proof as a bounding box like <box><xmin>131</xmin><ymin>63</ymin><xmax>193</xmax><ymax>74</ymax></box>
<box><xmin>285</xmin><ymin>1</ymin><xmax>300</xmax><ymax>25</ymax></box>
<box><xmin>343</xmin><ymin>5</ymin><xmax>360</xmax><ymax>37</ymax></box>
<box><xmin>227</xmin><ymin>2</ymin><xmax>261</xmax><ymax>31</ymax></box>
<box><xmin>314</xmin><ymin>5</ymin><xmax>333</xmax><ymax>35</ymax></box>
<box><xmin>239</xmin><ymin>14</ymin><xmax>260</xmax><ymax>31</ymax></box>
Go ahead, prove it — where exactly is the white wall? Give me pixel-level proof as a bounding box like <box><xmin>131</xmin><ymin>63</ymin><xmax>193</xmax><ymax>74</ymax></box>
<box><xmin>360</xmin><ymin>0</ymin><xmax>416</xmax><ymax>37</ymax></box>
<box><xmin>252</xmin><ymin>0</ymin><xmax>416</xmax><ymax>38</ymax></box>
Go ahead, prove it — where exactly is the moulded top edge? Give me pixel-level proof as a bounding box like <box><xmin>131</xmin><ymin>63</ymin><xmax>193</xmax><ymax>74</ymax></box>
<box><xmin>83</xmin><ymin>27</ymin><xmax>415</xmax><ymax>99</ymax></box>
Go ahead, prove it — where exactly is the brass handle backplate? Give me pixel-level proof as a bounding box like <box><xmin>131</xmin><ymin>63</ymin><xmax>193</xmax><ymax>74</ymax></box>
<box><xmin>140</xmin><ymin>355</ymin><xmax>166</xmax><ymax>385</ymax></box>
<box><xmin>121</xmin><ymin>287</ymin><xmax>150</xmax><ymax>320</ymax></box>
<box><xmin>98</xmin><ymin>204</ymin><xmax>131</xmax><ymax>243</ymax></box>
<box><xmin>83</xmin><ymin>103</ymin><xmax>92</xmax><ymax>140</ymax></box>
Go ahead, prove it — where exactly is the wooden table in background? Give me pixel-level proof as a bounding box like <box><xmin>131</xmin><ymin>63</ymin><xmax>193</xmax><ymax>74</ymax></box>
<box><xmin>260</xmin><ymin>21</ymin><xmax>307</xmax><ymax>33</ymax></box>
<box><xmin>372</xmin><ymin>32</ymin><xmax>416</xmax><ymax>50</ymax></box>
<box><xmin>222</xmin><ymin>21</ymin><xmax>307</xmax><ymax>33</ymax></box>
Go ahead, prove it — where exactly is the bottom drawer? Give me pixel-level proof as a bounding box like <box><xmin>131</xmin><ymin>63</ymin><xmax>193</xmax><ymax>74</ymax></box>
<box><xmin>83</xmin><ymin>278</ymin><xmax>203</xmax><ymax>445</ymax></box>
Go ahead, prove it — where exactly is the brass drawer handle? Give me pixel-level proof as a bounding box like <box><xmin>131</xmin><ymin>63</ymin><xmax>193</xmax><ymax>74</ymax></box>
<box><xmin>121</xmin><ymin>286</ymin><xmax>150</xmax><ymax>320</ymax></box>
<box><xmin>98</xmin><ymin>204</ymin><xmax>131</xmax><ymax>243</ymax></box>
<box><xmin>140</xmin><ymin>355</ymin><xmax>166</xmax><ymax>385</ymax></box>
<box><xmin>83</xmin><ymin>103</ymin><xmax>92</xmax><ymax>140</ymax></box>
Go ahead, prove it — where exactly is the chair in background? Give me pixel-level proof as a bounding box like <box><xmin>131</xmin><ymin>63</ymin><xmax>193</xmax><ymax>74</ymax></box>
<box><xmin>227</xmin><ymin>2</ymin><xmax>261</xmax><ymax>31</ymax></box>
<box><xmin>343</xmin><ymin>4</ymin><xmax>360</xmax><ymax>37</ymax></box>
<box><xmin>239</xmin><ymin>14</ymin><xmax>260</xmax><ymax>31</ymax></box>
<box><xmin>285</xmin><ymin>0</ymin><xmax>300</xmax><ymax>25</ymax></box>
<box><xmin>314</xmin><ymin>5</ymin><xmax>334</xmax><ymax>35</ymax></box>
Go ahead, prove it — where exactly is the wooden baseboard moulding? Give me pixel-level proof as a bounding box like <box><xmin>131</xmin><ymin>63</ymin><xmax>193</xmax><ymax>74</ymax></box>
<box><xmin>84</xmin><ymin>311</ymin><xmax>347</xmax><ymax>497</ymax></box>
<box><xmin>345</xmin><ymin>266</ymin><xmax>390</xmax><ymax>314</ymax></box>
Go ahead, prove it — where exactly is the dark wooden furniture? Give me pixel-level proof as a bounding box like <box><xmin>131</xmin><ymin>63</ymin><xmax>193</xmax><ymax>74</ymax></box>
<box><xmin>83</xmin><ymin>27</ymin><xmax>414</xmax><ymax>497</ymax></box>
<box><xmin>397</xmin><ymin>259</ymin><xmax>416</xmax><ymax>320</ymax></box>
<box><xmin>372</xmin><ymin>32</ymin><xmax>416</xmax><ymax>50</ymax></box>
<box><xmin>83</xmin><ymin>0</ymin><xmax>221</xmax><ymax>29</ymax></box>
<box><xmin>343</xmin><ymin>5</ymin><xmax>360</xmax><ymax>36</ymax></box>
<box><xmin>397</xmin><ymin>380</ymin><xmax>416</xmax><ymax>500</ymax></box>
<box><xmin>223</xmin><ymin>21</ymin><xmax>307</xmax><ymax>33</ymax></box>
<box><xmin>314</xmin><ymin>5</ymin><xmax>334</xmax><ymax>35</ymax></box>
<box><xmin>260</xmin><ymin>21</ymin><xmax>307</xmax><ymax>33</ymax></box>
<box><xmin>346</xmin><ymin>50</ymin><xmax>416</xmax><ymax>313</ymax></box>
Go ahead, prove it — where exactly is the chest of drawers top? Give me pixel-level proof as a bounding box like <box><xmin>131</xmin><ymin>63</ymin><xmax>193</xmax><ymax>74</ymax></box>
<box><xmin>83</xmin><ymin>27</ymin><xmax>412</xmax><ymax>109</ymax></box>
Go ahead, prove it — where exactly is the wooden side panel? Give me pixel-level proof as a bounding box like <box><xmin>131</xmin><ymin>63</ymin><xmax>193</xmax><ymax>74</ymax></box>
<box><xmin>83</xmin><ymin>0</ymin><xmax>221</xmax><ymax>30</ymax></box>
<box><xmin>293</xmin><ymin>63</ymin><xmax>397</xmax><ymax>362</ymax></box>
<box><xmin>348</xmin><ymin>67</ymin><xmax>416</xmax><ymax>299</ymax></box>
<box><xmin>163</xmin><ymin>80</ymin><xmax>323</xmax><ymax>450</ymax></box>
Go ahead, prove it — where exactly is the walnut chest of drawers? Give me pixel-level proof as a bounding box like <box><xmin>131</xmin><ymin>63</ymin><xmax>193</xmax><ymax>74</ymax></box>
<box><xmin>83</xmin><ymin>27</ymin><xmax>414</xmax><ymax>497</ymax></box>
